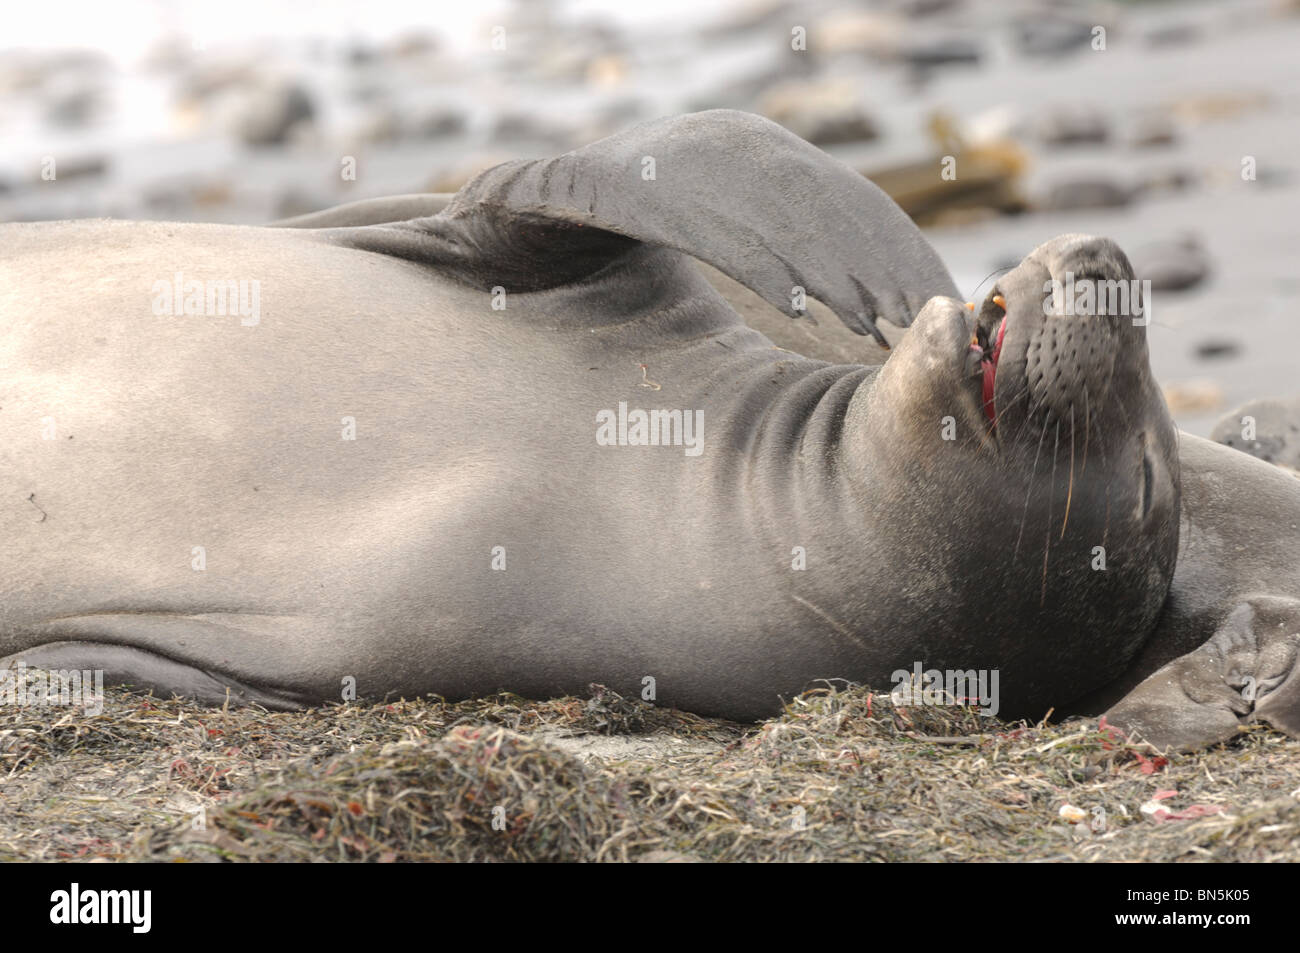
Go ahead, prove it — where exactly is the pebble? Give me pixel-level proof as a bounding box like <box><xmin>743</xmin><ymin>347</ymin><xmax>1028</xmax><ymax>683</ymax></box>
<box><xmin>758</xmin><ymin>79</ymin><xmax>880</xmax><ymax>146</ymax></box>
<box><xmin>1163</xmin><ymin>380</ymin><xmax>1225</xmax><ymax>415</ymax></box>
<box><xmin>233</xmin><ymin>82</ymin><xmax>316</xmax><ymax>147</ymax></box>
<box><xmin>1039</xmin><ymin>178</ymin><xmax>1134</xmax><ymax>211</ymax></box>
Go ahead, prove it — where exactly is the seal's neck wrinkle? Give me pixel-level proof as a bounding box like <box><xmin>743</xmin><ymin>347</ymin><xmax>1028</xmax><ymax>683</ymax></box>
<box><xmin>721</xmin><ymin>361</ymin><xmax>884</xmax><ymax>565</ymax></box>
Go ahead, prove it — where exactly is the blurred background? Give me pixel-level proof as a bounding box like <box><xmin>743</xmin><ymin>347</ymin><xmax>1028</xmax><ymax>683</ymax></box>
<box><xmin>2</xmin><ymin>0</ymin><xmax>1297</xmax><ymax>434</ymax></box>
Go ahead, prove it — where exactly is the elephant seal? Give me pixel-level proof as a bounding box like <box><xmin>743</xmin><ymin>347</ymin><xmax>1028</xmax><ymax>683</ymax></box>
<box><xmin>1</xmin><ymin>110</ymin><xmax>1293</xmax><ymax>751</ymax></box>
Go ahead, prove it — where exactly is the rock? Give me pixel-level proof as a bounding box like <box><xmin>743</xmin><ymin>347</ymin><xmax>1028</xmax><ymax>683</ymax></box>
<box><xmin>1251</xmin><ymin>165</ymin><xmax>1293</xmax><ymax>188</ymax></box>
<box><xmin>142</xmin><ymin>179</ymin><xmax>234</xmax><ymax>215</ymax></box>
<box><xmin>193</xmin><ymin>182</ymin><xmax>235</xmax><ymax>208</ymax></box>
<box><xmin>1131</xmin><ymin>235</ymin><xmax>1211</xmax><ymax>292</ymax></box>
<box><xmin>1193</xmin><ymin>339</ymin><xmax>1240</xmax><ymax>361</ymax></box>
<box><xmin>386</xmin><ymin>32</ymin><xmax>441</xmax><ymax>60</ymax></box>
<box><xmin>491</xmin><ymin>113</ymin><xmax>574</xmax><ymax>146</ymax></box>
<box><xmin>1144</xmin><ymin>23</ymin><xmax>1200</xmax><ymax>47</ymax></box>
<box><xmin>1013</xmin><ymin>15</ymin><xmax>1099</xmax><ymax>57</ymax></box>
<box><xmin>585</xmin><ymin>54</ymin><xmax>628</xmax><ymax>89</ymax></box>
<box><xmin>1212</xmin><ymin>398</ymin><xmax>1300</xmax><ymax>468</ymax></box>
<box><xmin>352</xmin><ymin>106</ymin><xmax>403</xmax><ymax>145</ymax></box>
<box><xmin>44</xmin><ymin>86</ymin><xmax>102</xmax><ymax>128</ymax></box>
<box><xmin>1036</xmin><ymin>109</ymin><xmax>1110</xmax><ymax>147</ymax></box>
<box><xmin>1130</xmin><ymin>115</ymin><xmax>1179</xmax><ymax>148</ymax></box>
<box><xmin>896</xmin><ymin>0</ymin><xmax>962</xmax><ymax>16</ymax></box>
<box><xmin>177</xmin><ymin>63</ymin><xmax>258</xmax><ymax>103</ymax></box>
<box><xmin>348</xmin><ymin>82</ymin><xmax>388</xmax><ymax>104</ymax></box>
<box><xmin>1162</xmin><ymin>380</ymin><xmax>1224</xmax><ymax>416</ymax></box>
<box><xmin>862</xmin><ymin>135</ymin><xmax>1028</xmax><ymax>225</ymax></box>
<box><xmin>0</xmin><ymin>59</ymin><xmax>46</xmax><ymax>97</ymax></box>
<box><xmin>902</xmin><ymin>38</ymin><xmax>982</xmax><ymax>69</ymax></box>
<box><xmin>351</xmin><ymin>104</ymin><xmax>467</xmax><ymax>145</ymax></box>
<box><xmin>345</xmin><ymin>42</ymin><xmax>377</xmax><ymax>66</ymax></box>
<box><xmin>1058</xmin><ymin>805</ymin><xmax>1088</xmax><ymax>824</ymax></box>
<box><xmin>758</xmin><ymin>79</ymin><xmax>880</xmax><ymax>146</ymax></box>
<box><xmin>1167</xmin><ymin>91</ymin><xmax>1270</xmax><ymax>124</ymax></box>
<box><xmin>810</xmin><ymin>10</ymin><xmax>904</xmax><ymax>57</ymax></box>
<box><xmin>410</xmin><ymin>107</ymin><xmax>467</xmax><ymax>139</ymax></box>
<box><xmin>791</xmin><ymin>110</ymin><xmax>880</xmax><ymax>147</ymax></box>
<box><xmin>1135</xmin><ymin>168</ymin><xmax>1197</xmax><ymax>196</ymax></box>
<box><xmin>1039</xmin><ymin>178</ymin><xmax>1134</xmax><ymax>211</ymax></box>
<box><xmin>233</xmin><ymin>82</ymin><xmax>316</xmax><ymax>147</ymax></box>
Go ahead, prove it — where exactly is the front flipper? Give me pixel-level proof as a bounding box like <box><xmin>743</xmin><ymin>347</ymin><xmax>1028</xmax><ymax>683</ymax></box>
<box><xmin>5</xmin><ymin>641</ymin><xmax>310</xmax><ymax>710</ymax></box>
<box><xmin>3</xmin><ymin>611</ymin><xmax>329</xmax><ymax>710</ymax></box>
<box><xmin>1104</xmin><ymin>596</ymin><xmax>1300</xmax><ymax>750</ymax></box>
<box><xmin>326</xmin><ymin>110</ymin><xmax>959</xmax><ymax>346</ymax></box>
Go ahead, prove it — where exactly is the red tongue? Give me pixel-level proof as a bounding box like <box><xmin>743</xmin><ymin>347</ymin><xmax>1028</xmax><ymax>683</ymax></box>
<box><xmin>981</xmin><ymin>316</ymin><xmax>1007</xmax><ymax>424</ymax></box>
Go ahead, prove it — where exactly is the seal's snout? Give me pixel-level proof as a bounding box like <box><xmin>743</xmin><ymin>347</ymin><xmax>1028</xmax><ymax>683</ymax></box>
<box><xmin>989</xmin><ymin>234</ymin><xmax>1155</xmax><ymax>437</ymax></box>
<box><xmin>1037</xmin><ymin>237</ymin><xmax>1145</xmax><ymax>427</ymax></box>
<box><xmin>1026</xmin><ymin>295</ymin><xmax>1119</xmax><ymax>428</ymax></box>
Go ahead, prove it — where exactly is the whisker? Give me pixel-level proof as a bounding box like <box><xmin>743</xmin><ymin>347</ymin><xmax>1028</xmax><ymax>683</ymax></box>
<box><xmin>1081</xmin><ymin>385</ymin><xmax>1090</xmax><ymax>476</ymax></box>
<box><xmin>1013</xmin><ymin>408</ymin><xmax>1049</xmax><ymax>564</ymax></box>
<box><xmin>992</xmin><ymin>383</ymin><xmax>1030</xmax><ymax>432</ymax></box>
<box><xmin>1095</xmin><ymin>389</ymin><xmax>1112</xmax><ymax>548</ymax></box>
<box><xmin>1040</xmin><ymin>420</ymin><xmax>1060</xmax><ymax>607</ymax></box>
<box><xmin>1001</xmin><ymin>386</ymin><xmax>1046</xmax><ymax>451</ymax></box>
<box><xmin>1111</xmin><ymin>386</ymin><xmax>1133</xmax><ymax>429</ymax></box>
<box><xmin>1060</xmin><ymin>405</ymin><xmax>1076</xmax><ymax>540</ymax></box>
<box><xmin>966</xmin><ymin>265</ymin><xmax>1016</xmax><ymax>304</ymax></box>
<box><xmin>1040</xmin><ymin>528</ymin><xmax>1051</xmax><ymax>609</ymax></box>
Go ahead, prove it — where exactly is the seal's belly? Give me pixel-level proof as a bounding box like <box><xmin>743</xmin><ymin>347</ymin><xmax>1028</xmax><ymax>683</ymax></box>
<box><xmin>0</xmin><ymin>222</ymin><xmax>769</xmax><ymax>687</ymax></box>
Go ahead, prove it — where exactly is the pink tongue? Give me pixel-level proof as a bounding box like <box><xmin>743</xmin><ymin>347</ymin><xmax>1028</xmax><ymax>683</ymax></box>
<box><xmin>981</xmin><ymin>316</ymin><xmax>1007</xmax><ymax>424</ymax></box>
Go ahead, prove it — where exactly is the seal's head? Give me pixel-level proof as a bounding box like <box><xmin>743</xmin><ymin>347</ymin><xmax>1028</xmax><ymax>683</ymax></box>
<box><xmin>858</xmin><ymin>235</ymin><xmax>1180</xmax><ymax>715</ymax></box>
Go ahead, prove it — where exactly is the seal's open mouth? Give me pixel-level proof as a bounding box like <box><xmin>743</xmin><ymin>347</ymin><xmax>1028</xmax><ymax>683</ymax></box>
<box><xmin>968</xmin><ymin>295</ymin><xmax>1008</xmax><ymax>427</ymax></box>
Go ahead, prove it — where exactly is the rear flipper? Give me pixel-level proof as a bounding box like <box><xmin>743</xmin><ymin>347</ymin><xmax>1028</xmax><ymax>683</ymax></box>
<box><xmin>3</xmin><ymin>641</ymin><xmax>311</xmax><ymax>711</ymax></box>
<box><xmin>1104</xmin><ymin>596</ymin><xmax>1300</xmax><ymax>750</ymax></box>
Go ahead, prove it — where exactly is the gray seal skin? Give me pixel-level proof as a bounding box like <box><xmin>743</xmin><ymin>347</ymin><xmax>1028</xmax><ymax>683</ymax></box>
<box><xmin>713</xmin><ymin>241</ymin><xmax>1300</xmax><ymax>751</ymax></box>
<box><xmin>0</xmin><ymin>110</ymin><xmax>1290</xmax><ymax>751</ymax></box>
